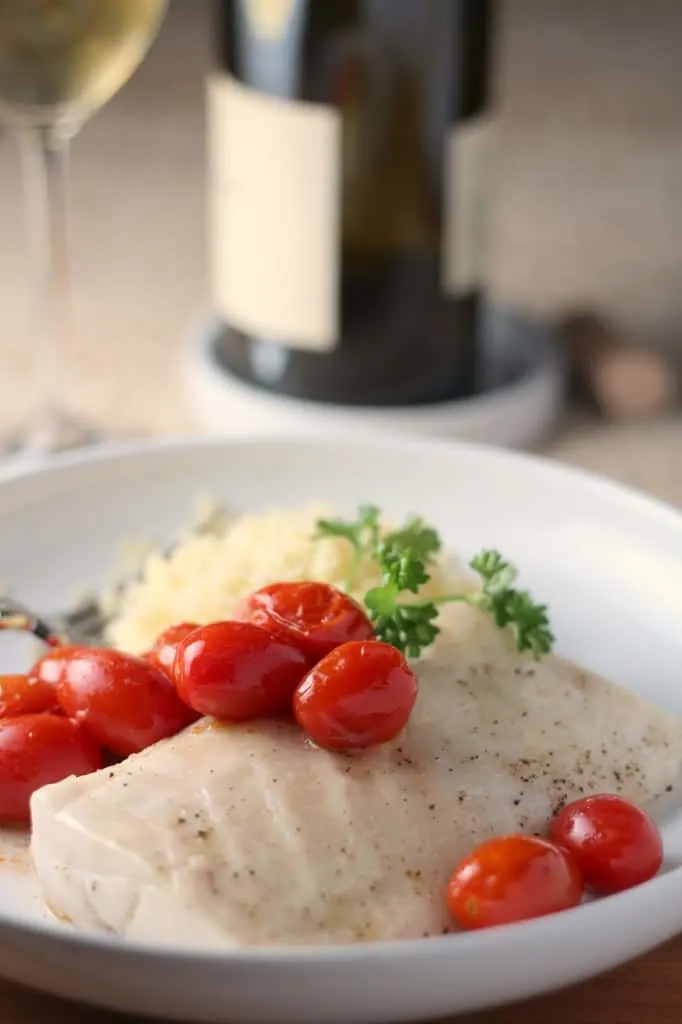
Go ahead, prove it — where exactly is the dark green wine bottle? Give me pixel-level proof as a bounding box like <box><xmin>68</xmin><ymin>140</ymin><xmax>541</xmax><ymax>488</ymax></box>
<box><xmin>208</xmin><ymin>0</ymin><xmax>495</xmax><ymax>406</ymax></box>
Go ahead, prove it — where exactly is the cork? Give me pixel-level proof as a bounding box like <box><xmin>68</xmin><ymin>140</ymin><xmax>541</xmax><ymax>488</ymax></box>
<box><xmin>558</xmin><ymin>312</ymin><xmax>678</xmax><ymax>422</ymax></box>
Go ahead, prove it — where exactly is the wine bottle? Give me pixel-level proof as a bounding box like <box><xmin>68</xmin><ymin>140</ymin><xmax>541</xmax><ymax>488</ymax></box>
<box><xmin>208</xmin><ymin>0</ymin><xmax>495</xmax><ymax>406</ymax></box>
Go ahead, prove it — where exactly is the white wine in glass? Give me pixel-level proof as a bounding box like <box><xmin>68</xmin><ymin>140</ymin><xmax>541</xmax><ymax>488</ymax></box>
<box><xmin>0</xmin><ymin>0</ymin><xmax>168</xmax><ymax>459</ymax></box>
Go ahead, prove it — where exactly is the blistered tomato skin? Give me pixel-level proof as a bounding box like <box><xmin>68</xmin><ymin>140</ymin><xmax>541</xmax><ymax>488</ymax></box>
<box><xmin>56</xmin><ymin>649</ymin><xmax>195</xmax><ymax>756</ymax></box>
<box><xmin>236</xmin><ymin>581</ymin><xmax>375</xmax><ymax>660</ymax></box>
<box><xmin>174</xmin><ymin>620</ymin><xmax>310</xmax><ymax>722</ymax></box>
<box><xmin>293</xmin><ymin>640</ymin><xmax>418</xmax><ymax>752</ymax></box>
<box><xmin>550</xmin><ymin>794</ymin><xmax>663</xmax><ymax>894</ymax></box>
<box><xmin>145</xmin><ymin>622</ymin><xmax>201</xmax><ymax>677</ymax></box>
<box><xmin>0</xmin><ymin>714</ymin><xmax>102</xmax><ymax>825</ymax></box>
<box><xmin>28</xmin><ymin>645</ymin><xmax>90</xmax><ymax>688</ymax></box>
<box><xmin>0</xmin><ymin>674</ymin><xmax>58</xmax><ymax>718</ymax></box>
<box><xmin>446</xmin><ymin>835</ymin><xmax>583</xmax><ymax>931</ymax></box>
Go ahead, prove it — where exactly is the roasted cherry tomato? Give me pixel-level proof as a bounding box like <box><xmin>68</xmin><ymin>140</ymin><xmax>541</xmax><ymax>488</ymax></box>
<box><xmin>56</xmin><ymin>648</ymin><xmax>195</xmax><ymax>756</ymax></box>
<box><xmin>175</xmin><ymin>620</ymin><xmax>310</xmax><ymax>722</ymax></box>
<box><xmin>145</xmin><ymin>622</ymin><xmax>200</xmax><ymax>677</ymax></box>
<box><xmin>293</xmin><ymin>640</ymin><xmax>418</xmax><ymax>751</ymax></box>
<box><xmin>0</xmin><ymin>714</ymin><xmax>101</xmax><ymax>824</ymax></box>
<box><xmin>0</xmin><ymin>673</ymin><xmax>58</xmax><ymax>718</ymax></box>
<box><xmin>550</xmin><ymin>794</ymin><xmax>663</xmax><ymax>894</ymax></box>
<box><xmin>446</xmin><ymin>834</ymin><xmax>583</xmax><ymax>931</ymax></box>
<box><xmin>236</xmin><ymin>581</ymin><xmax>375</xmax><ymax>660</ymax></box>
<box><xmin>28</xmin><ymin>645</ymin><xmax>89</xmax><ymax>688</ymax></box>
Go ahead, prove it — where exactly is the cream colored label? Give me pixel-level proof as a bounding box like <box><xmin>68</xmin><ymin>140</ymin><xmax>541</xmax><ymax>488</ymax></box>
<box><xmin>208</xmin><ymin>73</ymin><xmax>341</xmax><ymax>351</ymax></box>
<box><xmin>241</xmin><ymin>0</ymin><xmax>297</xmax><ymax>38</ymax></box>
<box><xmin>443</xmin><ymin>114</ymin><xmax>495</xmax><ymax>296</ymax></box>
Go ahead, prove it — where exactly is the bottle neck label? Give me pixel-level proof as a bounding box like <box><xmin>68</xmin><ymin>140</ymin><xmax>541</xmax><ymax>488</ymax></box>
<box><xmin>443</xmin><ymin>112</ymin><xmax>495</xmax><ymax>297</ymax></box>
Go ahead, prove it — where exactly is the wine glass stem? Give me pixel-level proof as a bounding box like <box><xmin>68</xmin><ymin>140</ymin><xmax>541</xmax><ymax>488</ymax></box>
<box><xmin>19</xmin><ymin>123</ymin><xmax>76</xmax><ymax>452</ymax></box>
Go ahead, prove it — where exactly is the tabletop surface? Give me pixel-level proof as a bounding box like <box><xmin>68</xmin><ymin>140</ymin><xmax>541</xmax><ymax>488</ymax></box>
<box><xmin>0</xmin><ymin>934</ymin><xmax>681</xmax><ymax>1023</ymax></box>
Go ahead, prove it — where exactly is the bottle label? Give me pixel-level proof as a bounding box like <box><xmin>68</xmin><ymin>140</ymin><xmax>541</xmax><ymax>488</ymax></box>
<box><xmin>208</xmin><ymin>72</ymin><xmax>341</xmax><ymax>352</ymax></box>
<box><xmin>443</xmin><ymin>113</ymin><xmax>495</xmax><ymax>297</ymax></box>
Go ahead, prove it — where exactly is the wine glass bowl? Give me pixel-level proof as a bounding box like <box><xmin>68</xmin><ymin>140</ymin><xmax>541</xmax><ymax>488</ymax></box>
<box><xmin>0</xmin><ymin>0</ymin><xmax>167</xmax><ymax>128</ymax></box>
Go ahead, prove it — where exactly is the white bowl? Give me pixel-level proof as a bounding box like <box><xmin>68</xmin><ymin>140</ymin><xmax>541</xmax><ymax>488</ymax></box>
<box><xmin>0</xmin><ymin>434</ymin><xmax>681</xmax><ymax>1023</ymax></box>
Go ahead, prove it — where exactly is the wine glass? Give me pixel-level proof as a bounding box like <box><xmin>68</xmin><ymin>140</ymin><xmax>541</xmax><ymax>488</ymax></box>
<box><xmin>0</xmin><ymin>0</ymin><xmax>168</xmax><ymax>461</ymax></box>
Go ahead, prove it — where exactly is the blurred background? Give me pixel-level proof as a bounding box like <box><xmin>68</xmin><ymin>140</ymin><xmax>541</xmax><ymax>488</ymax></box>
<box><xmin>0</xmin><ymin>0</ymin><xmax>680</xmax><ymax>498</ymax></box>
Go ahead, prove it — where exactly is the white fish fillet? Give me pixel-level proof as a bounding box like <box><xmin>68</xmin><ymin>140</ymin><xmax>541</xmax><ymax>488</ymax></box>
<box><xmin>30</xmin><ymin>607</ymin><xmax>682</xmax><ymax>948</ymax></box>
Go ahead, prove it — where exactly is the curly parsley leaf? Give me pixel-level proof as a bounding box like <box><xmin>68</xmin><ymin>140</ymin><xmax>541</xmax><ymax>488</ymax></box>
<box><xmin>382</xmin><ymin>516</ymin><xmax>441</xmax><ymax>566</ymax></box>
<box><xmin>314</xmin><ymin>505</ymin><xmax>381</xmax><ymax>589</ymax></box>
<box><xmin>313</xmin><ymin>508</ymin><xmax>554</xmax><ymax>660</ymax></box>
<box><xmin>465</xmin><ymin>549</ymin><xmax>554</xmax><ymax>658</ymax></box>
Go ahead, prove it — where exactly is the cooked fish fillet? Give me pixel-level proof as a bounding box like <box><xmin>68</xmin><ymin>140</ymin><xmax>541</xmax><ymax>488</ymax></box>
<box><xmin>30</xmin><ymin>606</ymin><xmax>682</xmax><ymax>948</ymax></box>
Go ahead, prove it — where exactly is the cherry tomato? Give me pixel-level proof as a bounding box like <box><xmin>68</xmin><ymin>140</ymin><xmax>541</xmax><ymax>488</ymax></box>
<box><xmin>0</xmin><ymin>714</ymin><xmax>102</xmax><ymax>824</ymax></box>
<box><xmin>56</xmin><ymin>648</ymin><xmax>195</xmax><ymax>756</ymax></box>
<box><xmin>550</xmin><ymin>794</ymin><xmax>663</xmax><ymax>894</ymax></box>
<box><xmin>293</xmin><ymin>640</ymin><xmax>418</xmax><ymax>752</ymax></box>
<box><xmin>28</xmin><ymin>645</ymin><xmax>89</xmax><ymax>688</ymax></box>
<box><xmin>236</xmin><ymin>581</ymin><xmax>375</xmax><ymax>660</ymax></box>
<box><xmin>0</xmin><ymin>674</ymin><xmax>58</xmax><ymax>718</ymax></box>
<box><xmin>174</xmin><ymin>620</ymin><xmax>310</xmax><ymax>722</ymax></box>
<box><xmin>446</xmin><ymin>835</ymin><xmax>583</xmax><ymax>931</ymax></box>
<box><xmin>145</xmin><ymin>622</ymin><xmax>200</xmax><ymax>677</ymax></box>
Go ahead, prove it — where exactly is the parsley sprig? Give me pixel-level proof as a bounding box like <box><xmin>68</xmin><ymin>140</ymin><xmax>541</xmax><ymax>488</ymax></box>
<box><xmin>314</xmin><ymin>504</ymin><xmax>381</xmax><ymax>592</ymax></box>
<box><xmin>464</xmin><ymin>550</ymin><xmax>554</xmax><ymax>659</ymax></box>
<box><xmin>315</xmin><ymin>508</ymin><xmax>554</xmax><ymax>660</ymax></box>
